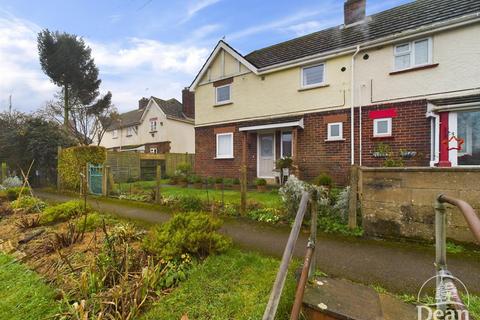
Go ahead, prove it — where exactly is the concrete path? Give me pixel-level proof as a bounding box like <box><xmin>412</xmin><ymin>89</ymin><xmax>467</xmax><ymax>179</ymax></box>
<box><xmin>35</xmin><ymin>190</ymin><xmax>480</xmax><ymax>295</ymax></box>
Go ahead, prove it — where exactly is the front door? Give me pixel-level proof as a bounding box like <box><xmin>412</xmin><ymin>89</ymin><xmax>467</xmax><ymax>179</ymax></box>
<box><xmin>258</xmin><ymin>133</ymin><xmax>275</xmax><ymax>178</ymax></box>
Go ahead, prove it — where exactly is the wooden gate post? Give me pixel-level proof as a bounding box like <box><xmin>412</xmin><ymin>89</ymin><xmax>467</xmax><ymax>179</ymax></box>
<box><xmin>1</xmin><ymin>162</ymin><xmax>6</xmax><ymax>183</ymax></box>
<box><xmin>155</xmin><ymin>164</ymin><xmax>162</xmax><ymax>204</ymax></box>
<box><xmin>348</xmin><ymin>165</ymin><xmax>359</xmax><ymax>229</ymax></box>
<box><xmin>57</xmin><ymin>146</ymin><xmax>62</xmax><ymax>192</ymax></box>
<box><xmin>102</xmin><ymin>165</ymin><xmax>110</xmax><ymax>197</ymax></box>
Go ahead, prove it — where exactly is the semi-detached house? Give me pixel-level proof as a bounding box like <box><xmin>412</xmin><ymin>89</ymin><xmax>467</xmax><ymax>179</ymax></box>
<box><xmin>190</xmin><ymin>0</ymin><xmax>480</xmax><ymax>185</ymax></box>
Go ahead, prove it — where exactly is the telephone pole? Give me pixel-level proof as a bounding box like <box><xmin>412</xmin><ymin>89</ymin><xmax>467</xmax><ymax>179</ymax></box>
<box><xmin>8</xmin><ymin>94</ymin><xmax>12</xmax><ymax>114</ymax></box>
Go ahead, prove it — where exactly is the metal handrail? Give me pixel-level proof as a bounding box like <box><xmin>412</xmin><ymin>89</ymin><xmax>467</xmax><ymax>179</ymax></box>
<box><xmin>434</xmin><ymin>194</ymin><xmax>479</xmax><ymax>319</ymax></box>
<box><xmin>262</xmin><ymin>191</ymin><xmax>312</xmax><ymax>320</ymax></box>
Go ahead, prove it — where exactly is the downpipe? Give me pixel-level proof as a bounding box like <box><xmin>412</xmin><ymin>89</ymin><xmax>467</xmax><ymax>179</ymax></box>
<box><xmin>351</xmin><ymin>45</ymin><xmax>360</xmax><ymax>165</ymax></box>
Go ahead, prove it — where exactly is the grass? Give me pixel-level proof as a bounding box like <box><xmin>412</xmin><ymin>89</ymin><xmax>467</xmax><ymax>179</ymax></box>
<box><xmin>115</xmin><ymin>180</ymin><xmax>282</xmax><ymax>208</ymax></box>
<box><xmin>0</xmin><ymin>253</ymin><xmax>60</xmax><ymax>320</ymax></box>
<box><xmin>142</xmin><ymin>248</ymin><xmax>298</xmax><ymax>320</ymax></box>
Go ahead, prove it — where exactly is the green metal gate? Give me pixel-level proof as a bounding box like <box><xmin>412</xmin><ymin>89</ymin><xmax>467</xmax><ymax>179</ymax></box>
<box><xmin>88</xmin><ymin>164</ymin><xmax>103</xmax><ymax>195</ymax></box>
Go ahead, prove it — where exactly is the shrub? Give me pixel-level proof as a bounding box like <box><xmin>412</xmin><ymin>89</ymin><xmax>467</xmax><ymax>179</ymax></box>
<box><xmin>189</xmin><ymin>175</ymin><xmax>202</xmax><ymax>184</ymax></box>
<box><xmin>11</xmin><ymin>196</ymin><xmax>46</xmax><ymax>213</ymax></box>
<box><xmin>41</xmin><ymin>200</ymin><xmax>89</xmax><ymax>224</ymax></box>
<box><xmin>333</xmin><ymin>187</ymin><xmax>350</xmax><ymax>222</ymax></box>
<box><xmin>233</xmin><ymin>178</ymin><xmax>240</xmax><ymax>185</ymax></box>
<box><xmin>214</xmin><ymin>177</ymin><xmax>223</xmax><ymax>184</ymax></box>
<box><xmin>177</xmin><ymin>162</ymin><xmax>192</xmax><ymax>176</ymax></box>
<box><xmin>279</xmin><ymin>175</ymin><xmax>328</xmax><ymax>219</ymax></box>
<box><xmin>313</xmin><ymin>173</ymin><xmax>333</xmax><ymax>188</ymax></box>
<box><xmin>276</xmin><ymin>157</ymin><xmax>293</xmax><ymax>169</ymax></box>
<box><xmin>143</xmin><ymin>212</ymin><xmax>231</xmax><ymax>260</ymax></box>
<box><xmin>6</xmin><ymin>187</ymin><xmax>24</xmax><ymax>201</ymax></box>
<box><xmin>207</xmin><ymin>177</ymin><xmax>215</xmax><ymax>185</ymax></box>
<box><xmin>223</xmin><ymin>178</ymin><xmax>234</xmax><ymax>186</ymax></box>
<box><xmin>176</xmin><ymin>196</ymin><xmax>205</xmax><ymax>212</ymax></box>
<box><xmin>74</xmin><ymin>212</ymin><xmax>114</xmax><ymax>232</ymax></box>
<box><xmin>1</xmin><ymin>176</ymin><xmax>22</xmax><ymax>189</ymax></box>
<box><xmin>255</xmin><ymin>178</ymin><xmax>267</xmax><ymax>186</ymax></box>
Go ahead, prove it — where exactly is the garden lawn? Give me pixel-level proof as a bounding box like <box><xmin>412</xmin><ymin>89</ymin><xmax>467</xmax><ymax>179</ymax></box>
<box><xmin>117</xmin><ymin>181</ymin><xmax>282</xmax><ymax>208</ymax></box>
<box><xmin>142</xmin><ymin>248</ymin><xmax>298</xmax><ymax>320</ymax></box>
<box><xmin>0</xmin><ymin>253</ymin><xmax>59</xmax><ymax>320</ymax></box>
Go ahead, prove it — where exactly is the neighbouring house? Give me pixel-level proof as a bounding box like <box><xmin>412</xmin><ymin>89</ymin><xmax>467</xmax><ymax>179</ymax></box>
<box><xmin>190</xmin><ymin>0</ymin><xmax>480</xmax><ymax>185</ymax></box>
<box><xmin>101</xmin><ymin>93</ymin><xmax>195</xmax><ymax>154</ymax></box>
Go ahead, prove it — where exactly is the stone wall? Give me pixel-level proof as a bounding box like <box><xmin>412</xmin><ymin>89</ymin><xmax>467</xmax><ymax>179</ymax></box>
<box><xmin>360</xmin><ymin>167</ymin><xmax>480</xmax><ymax>244</ymax></box>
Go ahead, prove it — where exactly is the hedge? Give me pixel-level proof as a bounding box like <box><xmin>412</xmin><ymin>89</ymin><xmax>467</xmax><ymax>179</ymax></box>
<box><xmin>58</xmin><ymin>146</ymin><xmax>106</xmax><ymax>191</ymax></box>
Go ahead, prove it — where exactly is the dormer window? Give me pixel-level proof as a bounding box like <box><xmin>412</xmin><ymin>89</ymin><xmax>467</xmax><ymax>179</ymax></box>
<box><xmin>126</xmin><ymin>127</ymin><xmax>134</xmax><ymax>137</ymax></box>
<box><xmin>301</xmin><ymin>63</ymin><xmax>325</xmax><ymax>88</ymax></box>
<box><xmin>215</xmin><ymin>84</ymin><xmax>231</xmax><ymax>105</ymax></box>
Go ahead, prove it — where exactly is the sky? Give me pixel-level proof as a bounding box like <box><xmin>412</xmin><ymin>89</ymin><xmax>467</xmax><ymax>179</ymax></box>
<box><xmin>0</xmin><ymin>0</ymin><xmax>411</xmax><ymax>113</ymax></box>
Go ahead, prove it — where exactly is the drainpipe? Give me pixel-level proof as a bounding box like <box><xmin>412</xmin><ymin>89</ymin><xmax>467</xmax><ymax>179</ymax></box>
<box><xmin>351</xmin><ymin>45</ymin><xmax>360</xmax><ymax>165</ymax></box>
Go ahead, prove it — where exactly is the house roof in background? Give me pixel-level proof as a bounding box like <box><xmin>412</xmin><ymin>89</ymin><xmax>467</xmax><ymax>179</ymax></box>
<box><xmin>244</xmin><ymin>0</ymin><xmax>480</xmax><ymax>68</ymax></box>
<box><xmin>151</xmin><ymin>97</ymin><xmax>191</xmax><ymax>122</ymax></box>
<box><xmin>107</xmin><ymin>108</ymin><xmax>145</xmax><ymax>131</ymax></box>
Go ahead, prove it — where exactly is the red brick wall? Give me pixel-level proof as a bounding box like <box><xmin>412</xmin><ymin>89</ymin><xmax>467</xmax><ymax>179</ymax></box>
<box><xmin>194</xmin><ymin>99</ymin><xmax>431</xmax><ymax>185</ymax></box>
<box><xmin>145</xmin><ymin>141</ymin><xmax>171</xmax><ymax>154</ymax></box>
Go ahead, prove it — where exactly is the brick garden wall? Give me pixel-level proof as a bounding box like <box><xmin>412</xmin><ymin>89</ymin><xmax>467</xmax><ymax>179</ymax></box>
<box><xmin>194</xmin><ymin>99</ymin><xmax>431</xmax><ymax>185</ymax></box>
<box><xmin>360</xmin><ymin>167</ymin><xmax>480</xmax><ymax>244</ymax></box>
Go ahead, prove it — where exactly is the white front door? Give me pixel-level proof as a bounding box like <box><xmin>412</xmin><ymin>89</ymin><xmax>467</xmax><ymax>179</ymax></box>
<box><xmin>258</xmin><ymin>132</ymin><xmax>275</xmax><ymax>178</ymax></box>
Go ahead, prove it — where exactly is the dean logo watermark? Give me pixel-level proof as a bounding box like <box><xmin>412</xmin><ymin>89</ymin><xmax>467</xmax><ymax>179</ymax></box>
<box><xmin>417</xmin><ymin>272</ymin><xmax>470</xmax><ymax>320</ymax></box>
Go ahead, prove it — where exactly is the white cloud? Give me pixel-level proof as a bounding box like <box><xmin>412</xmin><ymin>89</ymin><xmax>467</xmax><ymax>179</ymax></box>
<box><xmin>0</xmin><ymin>13</ymin><xmax>56</xmax><ymax>111</ymax></box>
<box><xmin>282</xmin><ymin>19</ymin><xmax>339</xmax><ymax>37</ymax></box>
<box><xmin>181</xmin><ymin>0</ymin><xmax>222</xmax><ymax>24</ymax></box>
<box><xmin>0</xmin><ymin>11</ymin><xmax>210</xmax><ymax>113</ymax></box>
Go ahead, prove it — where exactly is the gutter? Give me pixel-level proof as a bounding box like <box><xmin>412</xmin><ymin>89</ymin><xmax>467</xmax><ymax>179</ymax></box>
<box><xmin>351</xmin><ymin>46</ymin><xmax>360</xmax><ymax>165</ymax></box>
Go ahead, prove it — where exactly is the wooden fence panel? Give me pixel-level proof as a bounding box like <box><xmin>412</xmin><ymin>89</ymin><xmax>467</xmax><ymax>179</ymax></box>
<box><xmin>165</xmin><ymin>153</ymin><xmax>195</xmax><ymax>177</ymax></box>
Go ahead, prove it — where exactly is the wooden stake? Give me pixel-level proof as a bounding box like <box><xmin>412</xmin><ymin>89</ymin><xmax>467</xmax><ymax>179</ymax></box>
<box><xmin>155</xmin><ymin>164</ymin><xmax>161</xmax><ymax>204</ymax></box>
<box><xmin>348</xmin><ymin>165</ymin><xmax>359</xmax><ymax>229</ymax></box>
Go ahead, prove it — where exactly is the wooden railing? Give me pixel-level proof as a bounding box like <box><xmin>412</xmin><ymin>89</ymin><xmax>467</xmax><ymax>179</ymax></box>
<box><xmin>262</xmin><ymin>191</ymin><xmax>318</xmax><ymax>320</ymax></box>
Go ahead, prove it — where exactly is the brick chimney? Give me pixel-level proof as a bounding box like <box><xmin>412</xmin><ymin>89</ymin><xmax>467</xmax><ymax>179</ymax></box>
<box><xmin>182</xmin><ymin>88</ymin><xmax>195</xmax><ymax>119</ymax></box>
<box><xmin>344</xmin><ymin>0</ymin><xmax>366</xmax><ymax>25</ymax></box>
<box><xmin>138</xmin><ymin>97</ymin><xmax>149</xmax><ymax>109</ymax></box>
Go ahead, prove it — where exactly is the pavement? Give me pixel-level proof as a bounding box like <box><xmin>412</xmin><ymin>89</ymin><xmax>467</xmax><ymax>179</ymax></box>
<box><xmin>35</xmin><ymin>190</ymin><xmax>480</xmax><ymax>295</ymax></box>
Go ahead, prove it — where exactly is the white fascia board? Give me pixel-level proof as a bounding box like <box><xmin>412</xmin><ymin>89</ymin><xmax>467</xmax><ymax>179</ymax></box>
<box><xmin>190</xmin><ymin>41</ymin><xmax>258</xmax><ymax>91</ymax></box>
<box><xmin>239</xmin><ymin>118</ymin><xmax>304</xmax><ymax>132</ymax></box>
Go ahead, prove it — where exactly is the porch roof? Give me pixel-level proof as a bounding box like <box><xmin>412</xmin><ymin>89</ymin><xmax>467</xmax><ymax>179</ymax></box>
<box><xmin>238</xmin><ymin>118</ymin><xmax>304</xmax><ymax>132</ymax></box>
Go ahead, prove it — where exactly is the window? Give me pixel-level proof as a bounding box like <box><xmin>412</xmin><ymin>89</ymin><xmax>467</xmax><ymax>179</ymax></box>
<box><xmin>150</xmin><ymin>120</ymin><xmax>157</xmax><ymax>132</ymax></box>
<box><xmin>150</xmin><ymin>147</ymin><xmax>158</xmax><ymax>154</ymax></box>
<box><xmin>216</xmin><ymin>133</ymin><xmax>233</xmax><ymax>159</ymax></box>
<box><xmin>394</xmin><ymin>38</ymin><xmax>431</xmax><ymax>70</ymax></box>
<box><xmin>302</xmin><ymin>64</ymin><xmax>325</xmax><ymax>87</ymax></box>
<box><xmin>457</xmin><ymin>110</ymin><xmax>480</xmax><ymax>165</ymax></box>
<box><xmin>215</xmin><ymin>85</ymin><xmax>231</xmax><ymax>104</ymax></box>
<box><xmin>112</xmin><ymin>130</ymin><xmax>118</xmax><ymax>139</ymax></box>
<box><xmin>373</xmin><ymin>118</ymin><xmax>392</xmax><ymax>137</ymax></box>
<box><xmin>281</xmin><ymin>131</ymin><xmax>292</xmax><ymax>158</ymax></box>
<box><xmin>327</xmin><ymin>122</ymin><xmax>343</xmax><ymax>141</ymax></box>
<box><xmin>126</xmin><ymin>127</ymin><xmax>134</xmax><ymax>137</ymax></box>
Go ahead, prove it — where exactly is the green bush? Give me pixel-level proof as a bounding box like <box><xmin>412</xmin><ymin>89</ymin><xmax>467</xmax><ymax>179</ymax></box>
<box><xmin>143</xmin><ymin>212</ymin><xmax>231</xmax><ymax>260</ymax></box>
<box><xmin>255</xmin><ymin>178</ymin><xmax>267</xmax><ymax>186</ymax></box>
<box><xmin>248</xmin><ymin>208</ymin><xmax>282</xmax><ymax>224</ymax></box>
<box><xmin>176</xmin><ymin>196</ymin><xmax>205</xmax><ymax>212</ymax></box>
<box><xmin>176</xmin><ymin>163</ymin><xmax>192</xmax><ymax>176</ymax></box>
<box><xmin>5</xmin><ymin>187</ymin><xmax>24</xmax><ymax>201</ymax></box>
<box><xmin>74</xmin><ymin>212</ymin><xmax>114</xmax><ymax>231</ymax></box>
<box><xmin>207</xmin><ymin>177</ymin><xmax>215</xmax><ymax>185</ymax></box>
<box><xmin>233</xmin><ymin>178</ymin><xmax>240</xmax><ymax>185</ymax></box>
<box><xmin>11</xmin><ymin>196</ymin><xmax>46</xmax><ymax>213</ymax></box>
<box><xmin>40</xmin><ymin>200</ymin><xmax>90</xmax><ymax>224</ymax></box>
<box><xmin>313</xmin><ymin>173</ymin><xmax>333</xmax><ymax>188</ymax></box>
<box><xmin>223</xmin><ymin>178</ymin><xmax>234</xmax><ymax>186</ymax></box>
<box><xmin>214</xmin><ymin>177</ymin><xmax>223</xmax><ymax>184</ymax></box>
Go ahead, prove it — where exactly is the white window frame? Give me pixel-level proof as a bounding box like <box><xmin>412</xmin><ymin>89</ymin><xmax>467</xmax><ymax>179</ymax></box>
<box><xmin>280</xmin><ymin>130</ymin><xmax>293</xmax><ymax>158</ymax></box>
<box><xmin>126</xmin><ymin>126</ymin><xmax>134</xmax><ymax>137</ymax></box>
<box><xmin>301</xmin><ymin>63</ymin><xmax>326</xmax><ymax>89</ymax></box>
<box><xmin>112</xmin><ymin>129</ymin><xmax>118</xmax><ymax>139</ymax></box>
<box><xmin>393</xmin><ymin>37</ymin><xmax>432</xmax><ymax>71</ymax></box>
<box><xmin>215</xmin><ymin>84</ymin><xmax>232</xmax><ymax>105</ymax></box>
<box><xmin>150</xmin><ymin>147</ymin><xmax>158</xmax><ymax>154</ymax></box>
<box><xmin>150</xmin><ymin>120</ymin><xmax>157</xmax><ymax>132</ymax></box>
<box><xmin>327</xmin><ymin>122</ymin><xmax>344</xmax><ymax>141</ymax></box>
<box><xmin>216</xmin><ymin>132</ymin><xmax>234</xmax><ymax>159</ymax></box>
<box><xmin>373</xmin><ymin>118</ymin><xmax>392</xmax><ymax>137</ymax></box>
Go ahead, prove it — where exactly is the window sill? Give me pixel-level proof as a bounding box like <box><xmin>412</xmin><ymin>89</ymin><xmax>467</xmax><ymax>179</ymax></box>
<box><xmin>372</xmin><ymin>135</ymin><xmax>394</xmax><ymax>140</ymax></box>
<box><xmin>389</xmin><ymin>63</ymin><xmax>439</xmax><ymax>75</ymax></box>
<box><xmin>298</xmin><ymin>83</ymin><xmax>330</xmax><ymax>92</ymax></box>
<box><xmin>325</xmin><ymin>138</ymin><xmax>345</xmax><ymax>142</ymax></box>
<box><xmin>112</xmin><ymin>137</ymin><xmax>118</xmax><ymax>139</ymax></box>
<box><xmin>214</xmin><ymin>101</ymin><xmax>233</xmax><ymax>107</ymax></box>
<box><xmin>126</xmin><ymin>135</ymin><xmax>132</xmax><ymax>137</ymax></box>
<box><xmin>149</xmin><ymin>131</ymin><xmax>157</xmax><ymax>134</ymax></box>
<box><xmin>214</xmin><ymin>157</ymin><xmax>234</xmax><ymax>160</ymax></box>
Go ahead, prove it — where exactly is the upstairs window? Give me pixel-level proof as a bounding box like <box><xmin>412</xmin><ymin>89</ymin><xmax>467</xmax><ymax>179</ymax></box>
<box><xmin>216</xmin><ymin>132</ymin><xmax>233</xmax><ymax>159</ymax></box>
<box><xmin>301</xmin><ymin>64</ymin><xmax>325</xmax><ymax>88</ymax></box>
<box><xmin>327</xmin><ymin>122</ymin><xmax>343</xmax><ymax>141</ymax></box>
<box><xmin>394</xmin><ymin>38</ymin><xmax>431</xmax><ymax>71</ymax></box>
<box><xmin>126</xmin><ymin>127</ymin><xmax>134</xmax><ymax>137</ymax></box>
<box><xmin>215</xmin><ymin>84</ymin><xmax>231</xmax><ymax>104</ymax></box>
<box><xmin>150</xmin><ymin>120</ymin><xmax>157</xmax><ymax>132</ymax></box>
<box><xmin>373</xmin><ymin>118</ymin><xmax>392</xmax><ymax>137</ymax></box>
<box><xmin>150</xmin><ymin>147</ymin><xmax>158</xmax><ymax>154</ymax></box>
<box><xmin>112</xmin><ymin>129</ymin><xmax>118</xmax><ymax>139</ymax></box>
